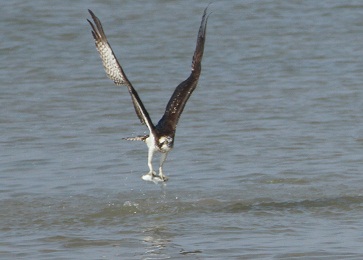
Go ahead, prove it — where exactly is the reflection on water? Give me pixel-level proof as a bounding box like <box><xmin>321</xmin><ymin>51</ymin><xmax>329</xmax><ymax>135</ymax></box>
<box><xmin>143</xmin><ymin>226</ymin><xmax>172</xmax><ymax>258</ymax></box>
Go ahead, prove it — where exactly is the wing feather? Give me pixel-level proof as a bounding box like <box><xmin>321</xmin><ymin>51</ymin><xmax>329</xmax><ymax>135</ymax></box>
<box><xmin>156</xmin><ymin>7</ymin><xmax>210</xmax><ymax>134</ymax></box>
<box><xmin>87</xmin><ymin>10</ymin><xmax>155</xmax><ymax>132</ymax></box>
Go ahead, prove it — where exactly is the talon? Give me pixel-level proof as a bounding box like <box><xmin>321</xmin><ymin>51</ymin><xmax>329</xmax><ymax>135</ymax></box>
<box><xmin>160</xmin><ymin>175</ymin><xmax>168</xmax><ymax>182</ymax></box>
<box><xmin>142</xmin><ymin>171</ymin><xmax>157</xmax><ymax>181</ymax></box>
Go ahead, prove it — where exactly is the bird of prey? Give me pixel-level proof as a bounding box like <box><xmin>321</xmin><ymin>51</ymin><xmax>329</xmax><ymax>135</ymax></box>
<box><xmin>87</xmin><ymin>7</ymin><xmax>210</xmax><ymax>182</ymax></box>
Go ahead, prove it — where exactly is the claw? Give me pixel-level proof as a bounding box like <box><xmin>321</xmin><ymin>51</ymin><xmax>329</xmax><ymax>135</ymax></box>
<box><xmin>142</xmin><ymin>173</ymin><xmax>166</xmax><ymax>184</ymax></box>
<box><xmin>142</xmin><ymin>171</ymin><xmax>156</xmax><ymax>181</ymax></box>
<box><xmin>159</xmin><ymin>174</ymin><xmax>168</xmax><ymax>182</ymax></box>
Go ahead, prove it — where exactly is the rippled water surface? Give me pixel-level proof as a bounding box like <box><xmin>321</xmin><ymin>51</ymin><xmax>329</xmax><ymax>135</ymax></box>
<box><xmin>2</xmin><ymin>0</ymin><xmax>363</xmax><ymax>259</ymax></box>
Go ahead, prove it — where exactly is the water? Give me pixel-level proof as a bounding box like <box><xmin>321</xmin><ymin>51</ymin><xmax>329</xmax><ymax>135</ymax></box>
<box><xmin>1</xmin><ymin>0</ymin><xmax>363</xmax><ymax>259</ymax></box>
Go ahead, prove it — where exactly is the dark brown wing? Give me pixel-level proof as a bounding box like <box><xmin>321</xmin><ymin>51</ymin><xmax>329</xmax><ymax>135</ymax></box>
<box><xmin>156</xmin><ymin>7</ymin><xmax>210</xmax><ymax>135</ymax></box>
<box><xmin>87</xmin><ymin>10</ymin><xmax>155</xmax><ymax>133</ymax></box>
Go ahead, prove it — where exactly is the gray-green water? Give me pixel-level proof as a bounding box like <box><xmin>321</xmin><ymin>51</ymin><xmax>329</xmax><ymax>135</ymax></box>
<box><xmin>2</xmin><ymin>0</ymin><xmax>363</xmax><ymax>259</ymax></box>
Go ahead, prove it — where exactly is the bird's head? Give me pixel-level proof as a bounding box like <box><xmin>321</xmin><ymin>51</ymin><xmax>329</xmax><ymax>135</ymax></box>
<box><xmin>158</xmin><ymin>136</ymin><xmax>173</xmax><ymax>152</ymax></box>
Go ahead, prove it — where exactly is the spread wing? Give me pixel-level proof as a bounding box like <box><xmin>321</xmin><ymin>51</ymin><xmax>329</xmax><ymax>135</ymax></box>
<box><xmin>87</xmin><ymin>9</ymin><xmax>155</xmax><ymax>133</ymax></box>
<box><xmin>156</xmin><ymin>7</ymin><xmax>210</xmax><ymax>134</ymax></box>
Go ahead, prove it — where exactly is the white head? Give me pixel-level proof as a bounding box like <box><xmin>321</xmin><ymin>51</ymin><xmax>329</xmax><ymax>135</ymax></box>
<box><xmin>158</xmin><ymin>136</ymin><xmax>173</xmax><ymax>151</ymax></box>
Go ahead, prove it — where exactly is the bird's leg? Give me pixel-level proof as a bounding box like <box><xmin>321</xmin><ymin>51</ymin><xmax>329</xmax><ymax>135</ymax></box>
<box><xmin>158</xmin><ymin>152</ymin><xmax>168</xmax><ymax>181</ymax></box>
<box><xmin>146</xmin><ymin>146</ymin><xmax>157</xmax><ymax>177</ymax></box>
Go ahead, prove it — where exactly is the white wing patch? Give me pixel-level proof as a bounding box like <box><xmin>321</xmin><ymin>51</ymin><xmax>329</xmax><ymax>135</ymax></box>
<box><xmin>88</xmin><ymin>10</ymin><xmax>129</xmax><ymax>86</ymax></box>
<box><xmin>96</xmin><ymin>41</ymin><xmax>126</xmax><ymax>85</ymax></box>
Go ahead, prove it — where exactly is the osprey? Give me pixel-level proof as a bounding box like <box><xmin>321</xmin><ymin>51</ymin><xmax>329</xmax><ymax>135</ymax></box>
<box><xmin>87</xmin><ymin>7</ymin><xmax>210</xmax><ymax>182</ymax></box>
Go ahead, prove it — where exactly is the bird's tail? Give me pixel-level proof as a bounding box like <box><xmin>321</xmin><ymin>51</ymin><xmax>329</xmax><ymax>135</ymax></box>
<box><xmin>123</xmin><ymin>135</ymin><xmax>148</xmax><ymax>142</ymax></box>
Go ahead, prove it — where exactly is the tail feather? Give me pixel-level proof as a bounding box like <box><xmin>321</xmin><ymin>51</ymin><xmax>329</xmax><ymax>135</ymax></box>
<box><xmin>123</xmin><ymin>135</ymin><xmax>148</xmax><ymax>141</ymax></box>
